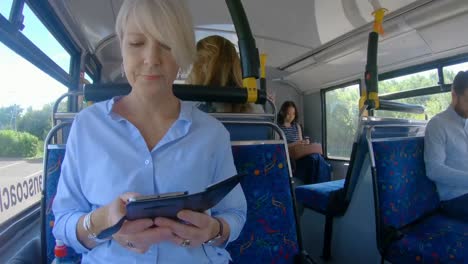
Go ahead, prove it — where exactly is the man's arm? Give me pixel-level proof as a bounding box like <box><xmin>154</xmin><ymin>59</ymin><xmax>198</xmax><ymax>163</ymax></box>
<box><xmin>424</xmin><ymin>119</ymin><xmax>468</xmax><ymax>187</ymax></box>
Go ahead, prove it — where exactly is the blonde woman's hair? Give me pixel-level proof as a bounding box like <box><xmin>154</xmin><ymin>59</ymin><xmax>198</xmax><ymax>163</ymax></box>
<box><xmin>187</xmin><ymin>35</ymin><xmax>253</xmax><ymax>113</ymax></box>
<box><xmin>115</xmin><ymin>0</ymin><xmax>196</xmax><ymax>71</ymax></box>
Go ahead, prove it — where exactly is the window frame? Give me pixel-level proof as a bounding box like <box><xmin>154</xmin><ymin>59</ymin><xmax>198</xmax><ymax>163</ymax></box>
<box><xmin>321</xmin><ymin>80</ymin><xmax>362</xmax><ymax>161</ymax></box>
<box><xmin>378</xmin><ymin>52</ymin><xmax>468</xmax><ymax>84</ymax></box>
<box><xmin>85</xmin><ymin>53</ymin><xmax>102</xmax><ymax>83</ymax></box>
<box><xmin>378</xmin><ymin>53</ymin><xmax>468</xmax><ymax>101</ymax></box>
<box><xmin>0</xmin><ymin>0</ymin><xmax>81</xmax><ymax>90</ymax></box>
<box><xmin>0</xmin><ymin>0</ymin><xmax>81</xmax><ymax>242</ymax></box>
<box><xmin>374</xmin><ymin>53</ymin><xmax>468</xmax><ymax>119</ymax></box>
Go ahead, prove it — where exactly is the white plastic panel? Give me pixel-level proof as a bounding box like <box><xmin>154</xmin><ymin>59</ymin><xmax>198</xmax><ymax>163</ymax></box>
<box><xmin>289</xmin><ymin>30</ymin><xmax>432</xmax><ymax>92</ymax></box>
<box><xmin>63</xmin><ymin>0</ymin><xmax>117</xmax><ymax>49</ymax></box>
<box><xmin>315</xmin><ymin>1</ymin><xmax>355</xmax><ymax>44</ymax></box>
<box><xmin>242</xmin><ymin>0</ymin><xmax>320</xmax><ymax>49</ymax></box>
<box><xmin>417</xmin><ymin>12</ymin><xmax>468</xmax><ymax>53</ymax></box>
<box><xmin>378</xmin><ymin>30</ymin><xmax>432</xmax><ymax>66</ymax></box>
<box><xmin>255</xmin><ymin>39</ymin><xmax>311</xmax><ymax>68</ymax></box>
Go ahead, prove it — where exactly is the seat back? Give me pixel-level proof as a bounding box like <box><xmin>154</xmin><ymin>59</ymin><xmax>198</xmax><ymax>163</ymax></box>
<box><xmin>369</xmin><ymin>135</ymin><xmax>440</xmax><ymax>252</ymax></box>
<box><xmin>227</xmin><ymin>141</ymin><xmax>301</xmax><ymax>263</ymax></box>
<box><xmin>214</xmin><ymin>113</ymin><xmax>277</xmax><ymax>141</ymax></box>
<box><xmin>342</xmin><ymin>117</ymin><xmax>428</xmax><ymax>209</ymax></box>
<box><xmin>340</xmin><ymin>130</ymin><xmax>367</xmax><ymax>210</ymax></box>
<box><xmin>223</xmin><ymin>123</ymin><xmax>274</xmax><ymax>141</ymax></box>
<box><xmin>41</xmin><ymin>124</ymin><xmax>81</xmax><ymax>264</ymax></box>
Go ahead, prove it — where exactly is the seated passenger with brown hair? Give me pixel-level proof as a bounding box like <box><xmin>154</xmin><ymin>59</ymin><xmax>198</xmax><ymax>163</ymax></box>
<box><xmin>186</xmin><ymin>35</ymin><xmax>264</xmax><ymax>114</ymax></box>
<box><xmin>278</xmin><ymin>101</ymin><xmax>331</xmax><ymax>185</ymax></box>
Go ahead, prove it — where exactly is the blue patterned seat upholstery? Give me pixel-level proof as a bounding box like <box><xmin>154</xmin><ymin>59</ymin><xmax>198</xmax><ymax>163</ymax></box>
<box><xmin>226</xmin><ymin>143</ymin><xmax>301</xmax><ymax>263</ymax></box>
<box><xmin>41</xmin><ymin>146</ymin><xmax>81</xmax><ymax>264</ymax></box>
<box><xmin>295</xmin><ymin>179</ymin><xmax>345</xmax><ymax>214</ymax></box>
<box><xmin>371</xmin><ymin>136</ymin><xmax>467</xmax><ymax>263</ymax></box>
<box><xmin>386</xmin><ymin>215</ymin><xmax>468</xmax><ymax>263</ymax></box>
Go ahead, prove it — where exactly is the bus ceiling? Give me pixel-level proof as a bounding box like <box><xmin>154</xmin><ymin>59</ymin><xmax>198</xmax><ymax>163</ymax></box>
<box><xmin>48</xmin><ymin>0</ymin><xmax>468</xmax><ymax>92</ymax></box>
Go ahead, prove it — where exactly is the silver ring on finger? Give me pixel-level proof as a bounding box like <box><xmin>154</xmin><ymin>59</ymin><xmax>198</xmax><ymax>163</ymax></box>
<box><xmin>180</xmin><ymin>239</ymin><xmax>191</xmax><ymax>247</ymax></box>
<box><xmin>126</xmin><ymin>240</ymin><xmax>136</xmax><ymax>248</ymax></box>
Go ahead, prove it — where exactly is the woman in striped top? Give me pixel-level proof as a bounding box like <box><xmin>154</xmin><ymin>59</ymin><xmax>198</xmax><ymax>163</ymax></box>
<box><xmin>278</xmin><ymin>101</ymin><xmax>307</xmax><ymax>144</ymax></box>
<box><xmin>278</xmin><ymin>101</ymin><xmax>331</xmax><ymax>186</ymax></box>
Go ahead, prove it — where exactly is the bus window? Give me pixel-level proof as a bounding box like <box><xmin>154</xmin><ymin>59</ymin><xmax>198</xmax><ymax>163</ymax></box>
<box><xmin>21</xmin><ymin>4</ymin><xmax>71</xmax><ymax>73</ymax></box>
<box><xmin>376</xmin><ymin>67</ymin><xmax>457</xmax><ymax>120</ymax></box>
<box><xmin>0</xmin><ymin>41</ymin><xmax>67</xmax><ymax>225</ymax></box>
<box><xmin>444</xmin><ymin>61</ymin><xmax>468</xmax><ymax>84</ymax></box>
<box><xmin>0</xmin><ymin>0</ymin><xmax>13</xmax><ymax>18</ymax></box>
<box><xmin>376</xmin><ymin>93</ymin><xmax>451</xmax><ymax>120</ymax></box>
<box><xmin>324</xmin><ymin>83</ymin><xmax>360</xmax><ymax>160</ymax></box>
<box><xmin>84</xmin><ymin>72</ymin><xmax>93</xmax><ymax>84</ymax></box>
<box><xmin>379</xmin><ymin>69</ymin><xmax>439</xmax><ymax>94</ymax></box>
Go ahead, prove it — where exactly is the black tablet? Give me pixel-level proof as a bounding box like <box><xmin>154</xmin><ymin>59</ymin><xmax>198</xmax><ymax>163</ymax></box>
<box><xmin>125</xmin><ymin>174</ymin><xmax>245</xmax><ymax>221</ymax></box>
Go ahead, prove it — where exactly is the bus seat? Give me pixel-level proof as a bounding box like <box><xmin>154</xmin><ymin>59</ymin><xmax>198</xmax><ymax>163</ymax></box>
<box><xmin>214</xmin><ymin>113</ymin><xmax>277</xmax><ymax>141</ymax></box>
<box><xmin>370</xmin><ymin>136</ymin><xmax>467</xmax><ymax>263</ymax></box>
<box><xmin>227</xmin><ymin>141</ymin><xmax>313</xmax><ymax>263</ymax></box>
<box><xmin>294</xmin><ymin>117</ymin><xmax>427</xmax><ymax>260</ymax></box>
<box><xmin>295</xmin><ymin>179</ymin><xmax>345</xmax><ymax>215</ymax></box>
<box><xmin>41</xmin><ymin>123</ymin><xmax>81</xmax><ymax>264</ymax></box>
<box><xmin>294</xmin><ymin>121</ymin><xmax>368</xmax><ymax>260</ymax></box>
<box><xmin>223</xmin><ymin>123</ymin><xmax>274</xmax><ymax>141</ymax></box>
<box><xmin>41</xmin><ymin>144</ymin><xmax>81</xmax><ymax>264</ymax></box>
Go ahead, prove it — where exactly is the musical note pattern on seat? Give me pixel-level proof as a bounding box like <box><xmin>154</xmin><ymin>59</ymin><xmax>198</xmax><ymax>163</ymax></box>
<box><xmin>372</xmin><ymin>137</ymin><xmax>467</xmax><ymax>263</ymax></box>
<box><xmin>227</xmin><ymin>143</ymin><xmax>300</xmax><ymax>263</ymax></box>
<box><xmin>372</xmin><ymin>137</ymin><xmax>439</xmax><ymax>229</ymax></box>
<box><xmin>386</xmin><ymin>214</ymin><xmax>468</xmax><ymax>263</ymax></box>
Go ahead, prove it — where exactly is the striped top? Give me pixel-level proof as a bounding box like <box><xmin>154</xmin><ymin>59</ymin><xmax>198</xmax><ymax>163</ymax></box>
<box><xmin>279</xmin><ymin>123</ymin><xmax>300</xmax><ymax>143</ymax></box>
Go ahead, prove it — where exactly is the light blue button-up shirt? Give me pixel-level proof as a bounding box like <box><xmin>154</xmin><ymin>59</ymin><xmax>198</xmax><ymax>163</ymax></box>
<box><xmin>424</xmin><ymin>106</ymin><xmax>468</xmax><ymax>201</ymax></box>
<box><xmin>52</xmin><ymin>98</ymin><xmax>247</xmax><ymax>264</ymax></box>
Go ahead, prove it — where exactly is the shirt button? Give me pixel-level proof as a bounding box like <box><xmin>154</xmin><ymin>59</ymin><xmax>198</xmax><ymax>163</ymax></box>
<box><xmin>145</xmin><ymin>160</ymin><xmax>150</xmax><ymax>165</ymax></box>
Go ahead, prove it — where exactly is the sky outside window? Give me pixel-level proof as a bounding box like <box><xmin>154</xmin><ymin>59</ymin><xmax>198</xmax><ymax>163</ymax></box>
<box><xmin>0</xmin><ymin>0</ymin><xmax>13</xmax><ymax>19</ymax></box>
<box><xmin>0</xmin><ymin>42</ymin><xmax>67</xmax><ymax>110</ymax></box>
<box><xmin>443</xmin><ymin>62</ymin><xmax>468</xmax><ymax>84</ymax></box>
<box><xmin>1</xmin><ymin>3</ymin><xmax>70</xmax><ymax>110</ymax></box>
<box><xmin>22</xmin><ymin>3</ymin><xmax>71</xmax><ymax>73</ymax></box>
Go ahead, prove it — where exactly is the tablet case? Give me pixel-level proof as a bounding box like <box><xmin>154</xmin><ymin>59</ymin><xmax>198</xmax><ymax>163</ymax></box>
<box><xmin>126</xmin><ymin>173</ymin><xmax>244</xmax><ymax>220</ymax></box>
<box><xmin>96</xmin><ymin>174</ymin><xmax>244</xmax><ymax>239</ymax></box>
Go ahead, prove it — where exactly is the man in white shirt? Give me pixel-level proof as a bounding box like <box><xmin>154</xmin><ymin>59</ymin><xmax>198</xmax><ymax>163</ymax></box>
<box><xmin>424</xmin><ymin>71</ymin><xmax>468</xmax><ymax>222</ymax></box>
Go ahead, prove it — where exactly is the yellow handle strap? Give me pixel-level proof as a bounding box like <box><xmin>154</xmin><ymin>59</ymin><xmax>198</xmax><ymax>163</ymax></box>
<box><xmin>372</xmin><ymin>8</ymin><xmax>387</xmax><ymax>35</ymax></box>
<box><xmin>242</xmin><ymin>78</ymin><xmax>258</xmax><ymax>103</ymax></box>
<box><xmin>359</xmin><ymin>91</ymin><xmax>380</xmax><ymax>109</ymax></box>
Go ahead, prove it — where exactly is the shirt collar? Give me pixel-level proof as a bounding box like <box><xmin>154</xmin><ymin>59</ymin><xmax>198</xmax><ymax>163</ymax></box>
<box><xmin>178</xmin><ymin>101</ymin><xmax>194</xmax><ymax>123</ymax></box>
<box><xmin>447</xmin><ymin>105</ymin><xmax>467</xmax><ymax>127</ymax></box>
<box><xmin>106</xmin><ymin>96</ymin><xmax>124</xmax><ymax>121</ymax></box>
<box><xmin>105</xmin><ymin>96</ymin><xmax>194</xmax><ymax>123</ymax></box>
<box><xmin>105</xmin><ymin>97</ymin><xmax>195</xmax><ymax>151</ymax></box>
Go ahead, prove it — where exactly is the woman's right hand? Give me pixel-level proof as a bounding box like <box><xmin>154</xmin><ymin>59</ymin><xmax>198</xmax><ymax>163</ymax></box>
<box><xmin>94</xmin><ymin>193</ymin><xmax>177</xmax><ymax>254</ymax></box>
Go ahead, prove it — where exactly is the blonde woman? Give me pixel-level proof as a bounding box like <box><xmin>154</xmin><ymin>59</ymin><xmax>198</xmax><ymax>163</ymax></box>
<box><xmin>52</xmin><ymin>1</ymin><xmax>246</xmax><ymax>263</ymax></box>
<box><xmin>187</xmin><ymin>35</ymin><xmax>264</xmax><ymax>113</ymax></box>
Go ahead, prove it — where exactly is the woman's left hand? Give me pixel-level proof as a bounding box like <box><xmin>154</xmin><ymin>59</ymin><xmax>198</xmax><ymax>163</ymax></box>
<box><xmin>153</xmin><ymin>210</ymin><xmax>221</xmax><ymax>248</ymax></box>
